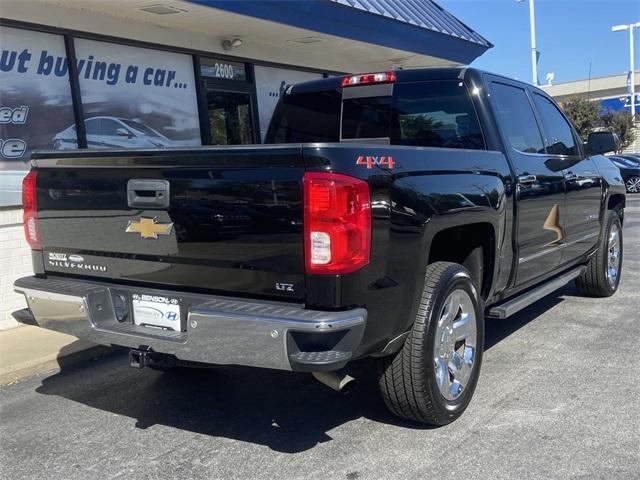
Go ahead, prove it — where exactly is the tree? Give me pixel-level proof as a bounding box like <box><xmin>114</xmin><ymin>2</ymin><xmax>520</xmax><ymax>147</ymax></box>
<box><xmin>601</xmin><ymin>110</ymin><xmax>637</xmax><ymax>153</ymax></box>
<box><xmin>559</xmin><ymin>96</ymin><xmax>601</xmax><ymax>141</ymax></box>
<box><xmin>398</xmin><ymin>114</ymin><xmax>443</xmax><ymax>145</ymax></box>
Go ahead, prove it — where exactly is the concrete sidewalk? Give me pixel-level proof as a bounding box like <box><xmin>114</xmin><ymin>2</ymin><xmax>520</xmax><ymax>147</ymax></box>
<box><xmin>0</xmin><ymin>325</ymin><xmax>111</xmax><ymax>385</ymax></box>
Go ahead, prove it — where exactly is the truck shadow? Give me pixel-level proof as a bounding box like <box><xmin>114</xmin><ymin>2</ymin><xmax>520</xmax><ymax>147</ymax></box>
<box><xmin>35</xmin><ymin>286</ymin><xmax>573</xmax><ymax>453</ymax></box>
<box><xmin>36</xmin><ymin>355</ymin><xmax>426</xmax><ymax>453</ymax></box>
<box><xmin>484</xmin><ymin>284</ymin><xmax>573</xmax><ymax>350</ymax></box>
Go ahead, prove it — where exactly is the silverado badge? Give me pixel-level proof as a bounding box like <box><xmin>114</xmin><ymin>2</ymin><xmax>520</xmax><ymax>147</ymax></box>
<box><xmin>126</xmin><ymin>217</ymin><xmax>173</xmax><ymax>239</ymax></box>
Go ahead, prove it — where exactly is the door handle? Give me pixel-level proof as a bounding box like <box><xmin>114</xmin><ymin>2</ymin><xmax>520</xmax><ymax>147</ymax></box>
<box><xmin>127</xmin><ymin>179</ymin><xmax>170</xmax><ymax>209</ymax></box>
<box><xmin>564</xmin><ymin>172</ymin><xmax>578</xmax><ymax>181</ymax></box>
<box><xmin>517</xmin><ymin>174</ymin><xmax>537</xmax><ymax>185</ymax></box>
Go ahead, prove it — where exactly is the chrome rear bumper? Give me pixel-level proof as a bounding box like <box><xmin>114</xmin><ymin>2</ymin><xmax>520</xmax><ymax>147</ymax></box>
<box><xmin>13</xmin><ymin>276</ymin><xmax>366</xmax><ymax>372</ymax></box>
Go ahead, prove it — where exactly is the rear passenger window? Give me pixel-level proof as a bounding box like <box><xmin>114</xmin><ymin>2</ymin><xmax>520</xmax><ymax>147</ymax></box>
<box><xmin>100</xmin><ymin>119</ymin><xmax>121</xmax><ymax>136</ymax></box>
<box><xmin>391</xmin><ymin>81</ymin><xmax>485</xmax><ymax>150</ymax></box>
<box><xmin>492</xmin><ymin>82</ymin><xmax>544</xmax><ymax>154</ymax></box>
<box><xmin>533</xmin><ymin>93</ymin><xmax>578</xmax><ymax>156</ymax></box>
<box><xmin>85</xmin><ymin>119</ymin><xmax>99</xmax><ymax>135</ymax></box>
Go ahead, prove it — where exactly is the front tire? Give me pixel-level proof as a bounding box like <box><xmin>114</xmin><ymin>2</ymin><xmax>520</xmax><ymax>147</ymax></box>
<box><xmin>377</xmin><ymin>262</ymin><xmax>484</xmax><ymax>425</ymax></box>
<box><xmin>576</xmin><ymin>210</ymin><xmax>623</xmax><ymax>297</ymax></box>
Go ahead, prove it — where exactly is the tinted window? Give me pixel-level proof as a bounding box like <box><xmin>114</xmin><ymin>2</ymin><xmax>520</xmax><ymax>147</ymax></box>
<box><xmin>610</xmin><ymin>158</ymin><xmax>628</xmax><ymax>168</ymax></box>
<box><xmin>492</xmin><ymin>83</ymin><xmax>544</xmax><ymax>154</ymax></box>
<box><xmin>392</xmin><ymin>81</ymin><xmax>485</xmax><ymax>150</ymax></box>
<box><xmin>533</xmin><ymin>93</ymin><xmax>578</xmax><ymax>156</ymax></box>
<box><xmin>85</xmin><ymin>119</ymin><xmax>99</xmax><ymax>135</ymax></box>
<box><xmin>620</xmin><ymin>156</ymin><xmax>640</xmax><ymax>166</ymax></box>
<box><xmin>613</xmin><ymin>156</ymin><xmax>640</xmax><ymax>167</ymax></box>
<box><xmin>266</xmin><ymin>90</ymin><xmax>340</xmax><ymax>143</ymax></box>
<box><xmin>100</xmin><ymin>119</ymin><xmax>122</xmax><ymax>136</ymax></box>
<box><xmin>342</xmin><ymin>96</ymin><xmax>392</xmax><ymax>139</ymax></box>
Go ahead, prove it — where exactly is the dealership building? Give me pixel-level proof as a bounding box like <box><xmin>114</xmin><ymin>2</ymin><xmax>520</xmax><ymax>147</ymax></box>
<box><xmin>542</xmin><ymin>70</ymin><xmax>640</xmax><ymax>153</ymax></box>
<box><xmin>0</xmin><ymin>0</ymin><xmax>491</xmax><ymax>328</ymax></box>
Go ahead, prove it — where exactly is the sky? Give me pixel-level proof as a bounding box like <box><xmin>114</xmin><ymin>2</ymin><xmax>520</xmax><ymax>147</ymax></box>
<box><xmin>438</xmin><ymin>0</ymin><xmax>640</xmax><ymax>84</ymax></box>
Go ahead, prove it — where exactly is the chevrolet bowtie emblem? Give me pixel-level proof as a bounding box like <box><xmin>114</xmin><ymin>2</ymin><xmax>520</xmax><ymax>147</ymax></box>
<box><xmin>126</xmin><ymin>217</ymin><xmax>173</xmax><ymax>239</ymax></box>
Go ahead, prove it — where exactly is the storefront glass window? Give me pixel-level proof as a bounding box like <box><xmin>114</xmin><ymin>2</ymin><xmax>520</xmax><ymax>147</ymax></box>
<box><xmin>254</xmin><ymin>65</ymin><xmax>323</xmax><ymax>141</ymax></box>
<box><xmin>207</xmin><ymin>91</ymin><xmax>254</xmax><ymax>145</ymax></box>
<box><xmin>0</xmin><ymin>26</ymin><xmax>76</xmax><ymax>206</ymax></box>
<box><xmin>74</xmin><ymin>38</ymin><xmax>201</xmax><ymax>149</ymax></box>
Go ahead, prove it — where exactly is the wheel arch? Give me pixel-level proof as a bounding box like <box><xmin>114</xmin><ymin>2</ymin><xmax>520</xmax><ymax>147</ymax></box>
<box><xmin>591</xmin><ymin>154</ymin><xmax>627</xmax><ymax>223</ymax></box>
<box><xmin>607</xmin><ymin>193</ymin><xmax>626</xmax><ymax>220</ymax></box>
<box><xmin>426</xmin><ymin>221</ymin><xmax>497</xmax><ymax>300</ymax></box>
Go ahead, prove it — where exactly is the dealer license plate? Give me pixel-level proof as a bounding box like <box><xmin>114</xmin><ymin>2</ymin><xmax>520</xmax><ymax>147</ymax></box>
<box><xmin>132</xmin><ymin>293</ymin><xmax>181</xmax><ymax>331</ymax></box>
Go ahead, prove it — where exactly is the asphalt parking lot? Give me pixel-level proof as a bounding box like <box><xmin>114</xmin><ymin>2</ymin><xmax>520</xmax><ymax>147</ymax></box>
<box><xmin>1</xmin><ymin>196</ymin><xmax>639</xmax><ymax>480</ymax></box>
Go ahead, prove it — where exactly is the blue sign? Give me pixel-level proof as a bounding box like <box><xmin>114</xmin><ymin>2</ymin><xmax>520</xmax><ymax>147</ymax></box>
<box><xmin>600</xmin><ymin>94</ymin><xmax>640</xmax><ymax>112</ymax></box>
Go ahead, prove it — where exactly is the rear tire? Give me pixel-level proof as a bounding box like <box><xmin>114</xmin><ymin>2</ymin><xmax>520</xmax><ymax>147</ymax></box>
<box><xmin>576</xmin><ymin>210</ymin><xmax>623</xmax><ymax>297</ymax></box>
<box><xmin>376</xmin><ymin>262</ymin><xmax>484</xmax><ymax>425</ymax></box>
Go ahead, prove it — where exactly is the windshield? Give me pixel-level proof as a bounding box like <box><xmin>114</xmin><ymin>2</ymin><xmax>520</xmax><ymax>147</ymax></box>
<box><xmin>619</xmin><ymin>156</ymin><xmax>640</xmax><ymax>166</ymax></box>
<box><xmin>120</xmin><ymin>119</ymin><xmax>163</xmax><ymax>138</ymax></box>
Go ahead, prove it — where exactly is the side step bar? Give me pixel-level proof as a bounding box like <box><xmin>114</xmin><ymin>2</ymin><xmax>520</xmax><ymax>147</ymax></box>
<box><xmin>488</xmin><ymin>266</ymin><xmax>586</xmax><ymax>319</ymax></box>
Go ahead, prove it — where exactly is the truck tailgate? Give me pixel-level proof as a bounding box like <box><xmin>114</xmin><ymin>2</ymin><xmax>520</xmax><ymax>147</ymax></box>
<box><xmin>33</xmin><ymin>147</ymin><xmax>305</xmax><ymax>300</ymax></box>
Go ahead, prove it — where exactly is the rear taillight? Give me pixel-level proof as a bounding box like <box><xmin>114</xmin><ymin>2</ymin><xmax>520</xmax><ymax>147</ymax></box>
<box><xmin>341</xmin><ymin>71</ymin><xmax>396</xmax><ymax>87</ymax></box>
<box><xmin>22</xmin><ymin>170</ymin><xmax>40</xmax><ymax>250</ymax></box>
<box><xmin>303</xmin><ymin>172</ymin><xmax>371</xmax><ymax>275</ymax></box>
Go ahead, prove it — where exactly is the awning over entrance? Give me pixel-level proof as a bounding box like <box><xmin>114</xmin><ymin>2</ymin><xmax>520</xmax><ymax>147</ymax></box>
<box><xmin>187</xmin><ymin>0</ymin><xmax>492</xmax><ymax>67</ymax></box>
<box><xmin>2</xmin><ymin>0</ymin><xmax>491</xmax><ymax>72</ymax></box>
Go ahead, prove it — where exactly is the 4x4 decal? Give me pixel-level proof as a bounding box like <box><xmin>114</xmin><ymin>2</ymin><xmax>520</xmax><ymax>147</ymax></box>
<box><xmin>356</xmin><ymin>155</ymin><xmax>395</xmax><ymax>169</ymax></box>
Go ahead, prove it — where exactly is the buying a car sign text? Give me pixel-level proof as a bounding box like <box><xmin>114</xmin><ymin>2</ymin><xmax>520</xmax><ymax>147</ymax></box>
<box><xmin>1</xmin><ymin>46</ymin><xmax>193</xmax><ymax>159</ymax></box>
<box><xmin>0</xmin><ymin>106</ymin><xmax>28</xmax><ymax>159</ymax></box>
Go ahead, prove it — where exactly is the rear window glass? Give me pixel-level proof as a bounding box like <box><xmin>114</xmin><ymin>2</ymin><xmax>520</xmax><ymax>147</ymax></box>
<box><xmin>341</xmin><ymin>96</ymin><xmax>392</xmax><ymax>140</ymax></box>
<box><xmin>266</xmin><ymin>90</ymin><xmax>341</xmax><ymax>143</ymax></box>
<box><xmin>266</xmin><ymin>79</ymin><xmax>485</xmax><ymax>150</ymax></box>
<box><xmin>392</xmin><ymin>81</ymin><xmax>485</xmax><ymax>150</ymax></box>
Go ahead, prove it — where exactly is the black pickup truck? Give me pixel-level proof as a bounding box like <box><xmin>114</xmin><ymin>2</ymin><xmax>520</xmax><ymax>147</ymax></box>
<box><xmin>14</xmin><ymin>68</ymin><xmax>626</xmax><ymax>425</ymax></box>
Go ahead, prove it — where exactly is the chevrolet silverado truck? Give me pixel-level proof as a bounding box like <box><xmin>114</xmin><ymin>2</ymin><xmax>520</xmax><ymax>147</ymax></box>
<box><xmin>13</xmin><ymin>68</ymin><xmax>626</xmax><ymax>425</ymax></box>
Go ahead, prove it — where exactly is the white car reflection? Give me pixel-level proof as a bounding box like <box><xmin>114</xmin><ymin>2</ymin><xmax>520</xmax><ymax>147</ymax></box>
<box><xmin>53</xmin><ymin>116</ymin><xmax>185</xmax><ymax>149</ymax></box>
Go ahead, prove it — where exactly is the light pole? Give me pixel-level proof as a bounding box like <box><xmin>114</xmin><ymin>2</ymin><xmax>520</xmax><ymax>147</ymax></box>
<box><xmin>518</xmin><ymin>0</ymin><xmax>538</xmax><ymax>86</ymax></box>
<box><xmin>612</xmin><ymin>22</ymin><xmax>640</xmax><ymax>117</ymax></box>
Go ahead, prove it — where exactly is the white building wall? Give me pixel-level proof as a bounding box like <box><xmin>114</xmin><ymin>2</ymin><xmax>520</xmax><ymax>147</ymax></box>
<box><xmin>0</xmin><ymin>208</ymin><xmax>31</xmax><ymax>330</ymax></box>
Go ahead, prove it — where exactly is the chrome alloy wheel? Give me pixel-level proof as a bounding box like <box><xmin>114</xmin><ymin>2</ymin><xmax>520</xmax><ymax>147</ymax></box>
<box><xmin>606</xmin><ymin>224</ymin><xmax>622</xmax><ymax>289</ymax></box>
<box><xmin>434</xmin><ymin>289</ymin><xmax>477</xmax><ymax>401</ymax></box>
<box><xmin>626</xmin><ymin>177</ymin><xmax>640</xmax><ymax>194</ymax></box>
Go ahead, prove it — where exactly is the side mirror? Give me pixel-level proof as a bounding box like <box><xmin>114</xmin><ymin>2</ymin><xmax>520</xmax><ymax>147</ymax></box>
<box><xmin>116</xmin><ymin>127</ymin><xmax>133</xmax><ymax>138</ymax></box>
<box><xmin>586</xmin><ymin>131</ymin><xmax>620</xmax><ymax>155</ymax></box>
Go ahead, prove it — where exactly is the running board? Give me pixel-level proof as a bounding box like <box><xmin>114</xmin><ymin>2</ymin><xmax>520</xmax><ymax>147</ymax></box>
<box><xmin>488</xmin><ymin>266</ymin><xmax>586</xmax><ymax>319</ymax></box>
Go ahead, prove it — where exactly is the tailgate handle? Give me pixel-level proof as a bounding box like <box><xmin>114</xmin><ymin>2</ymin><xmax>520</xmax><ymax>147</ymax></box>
<box><xmin>127</xmin><ymin>179</ymin><xmax>170</xmax><ymax>209</ymax></box>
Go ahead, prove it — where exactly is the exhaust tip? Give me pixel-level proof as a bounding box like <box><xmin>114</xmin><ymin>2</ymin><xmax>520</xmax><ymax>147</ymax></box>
<box><xmin>339</xmin><ymin>376</ymin><xmax>357</xmax><ymax>395</ymax></box>
<box><xmin>312</xmin><ymin>371</ymin><xmax>357</xmax><ymax>395</ymax></box>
